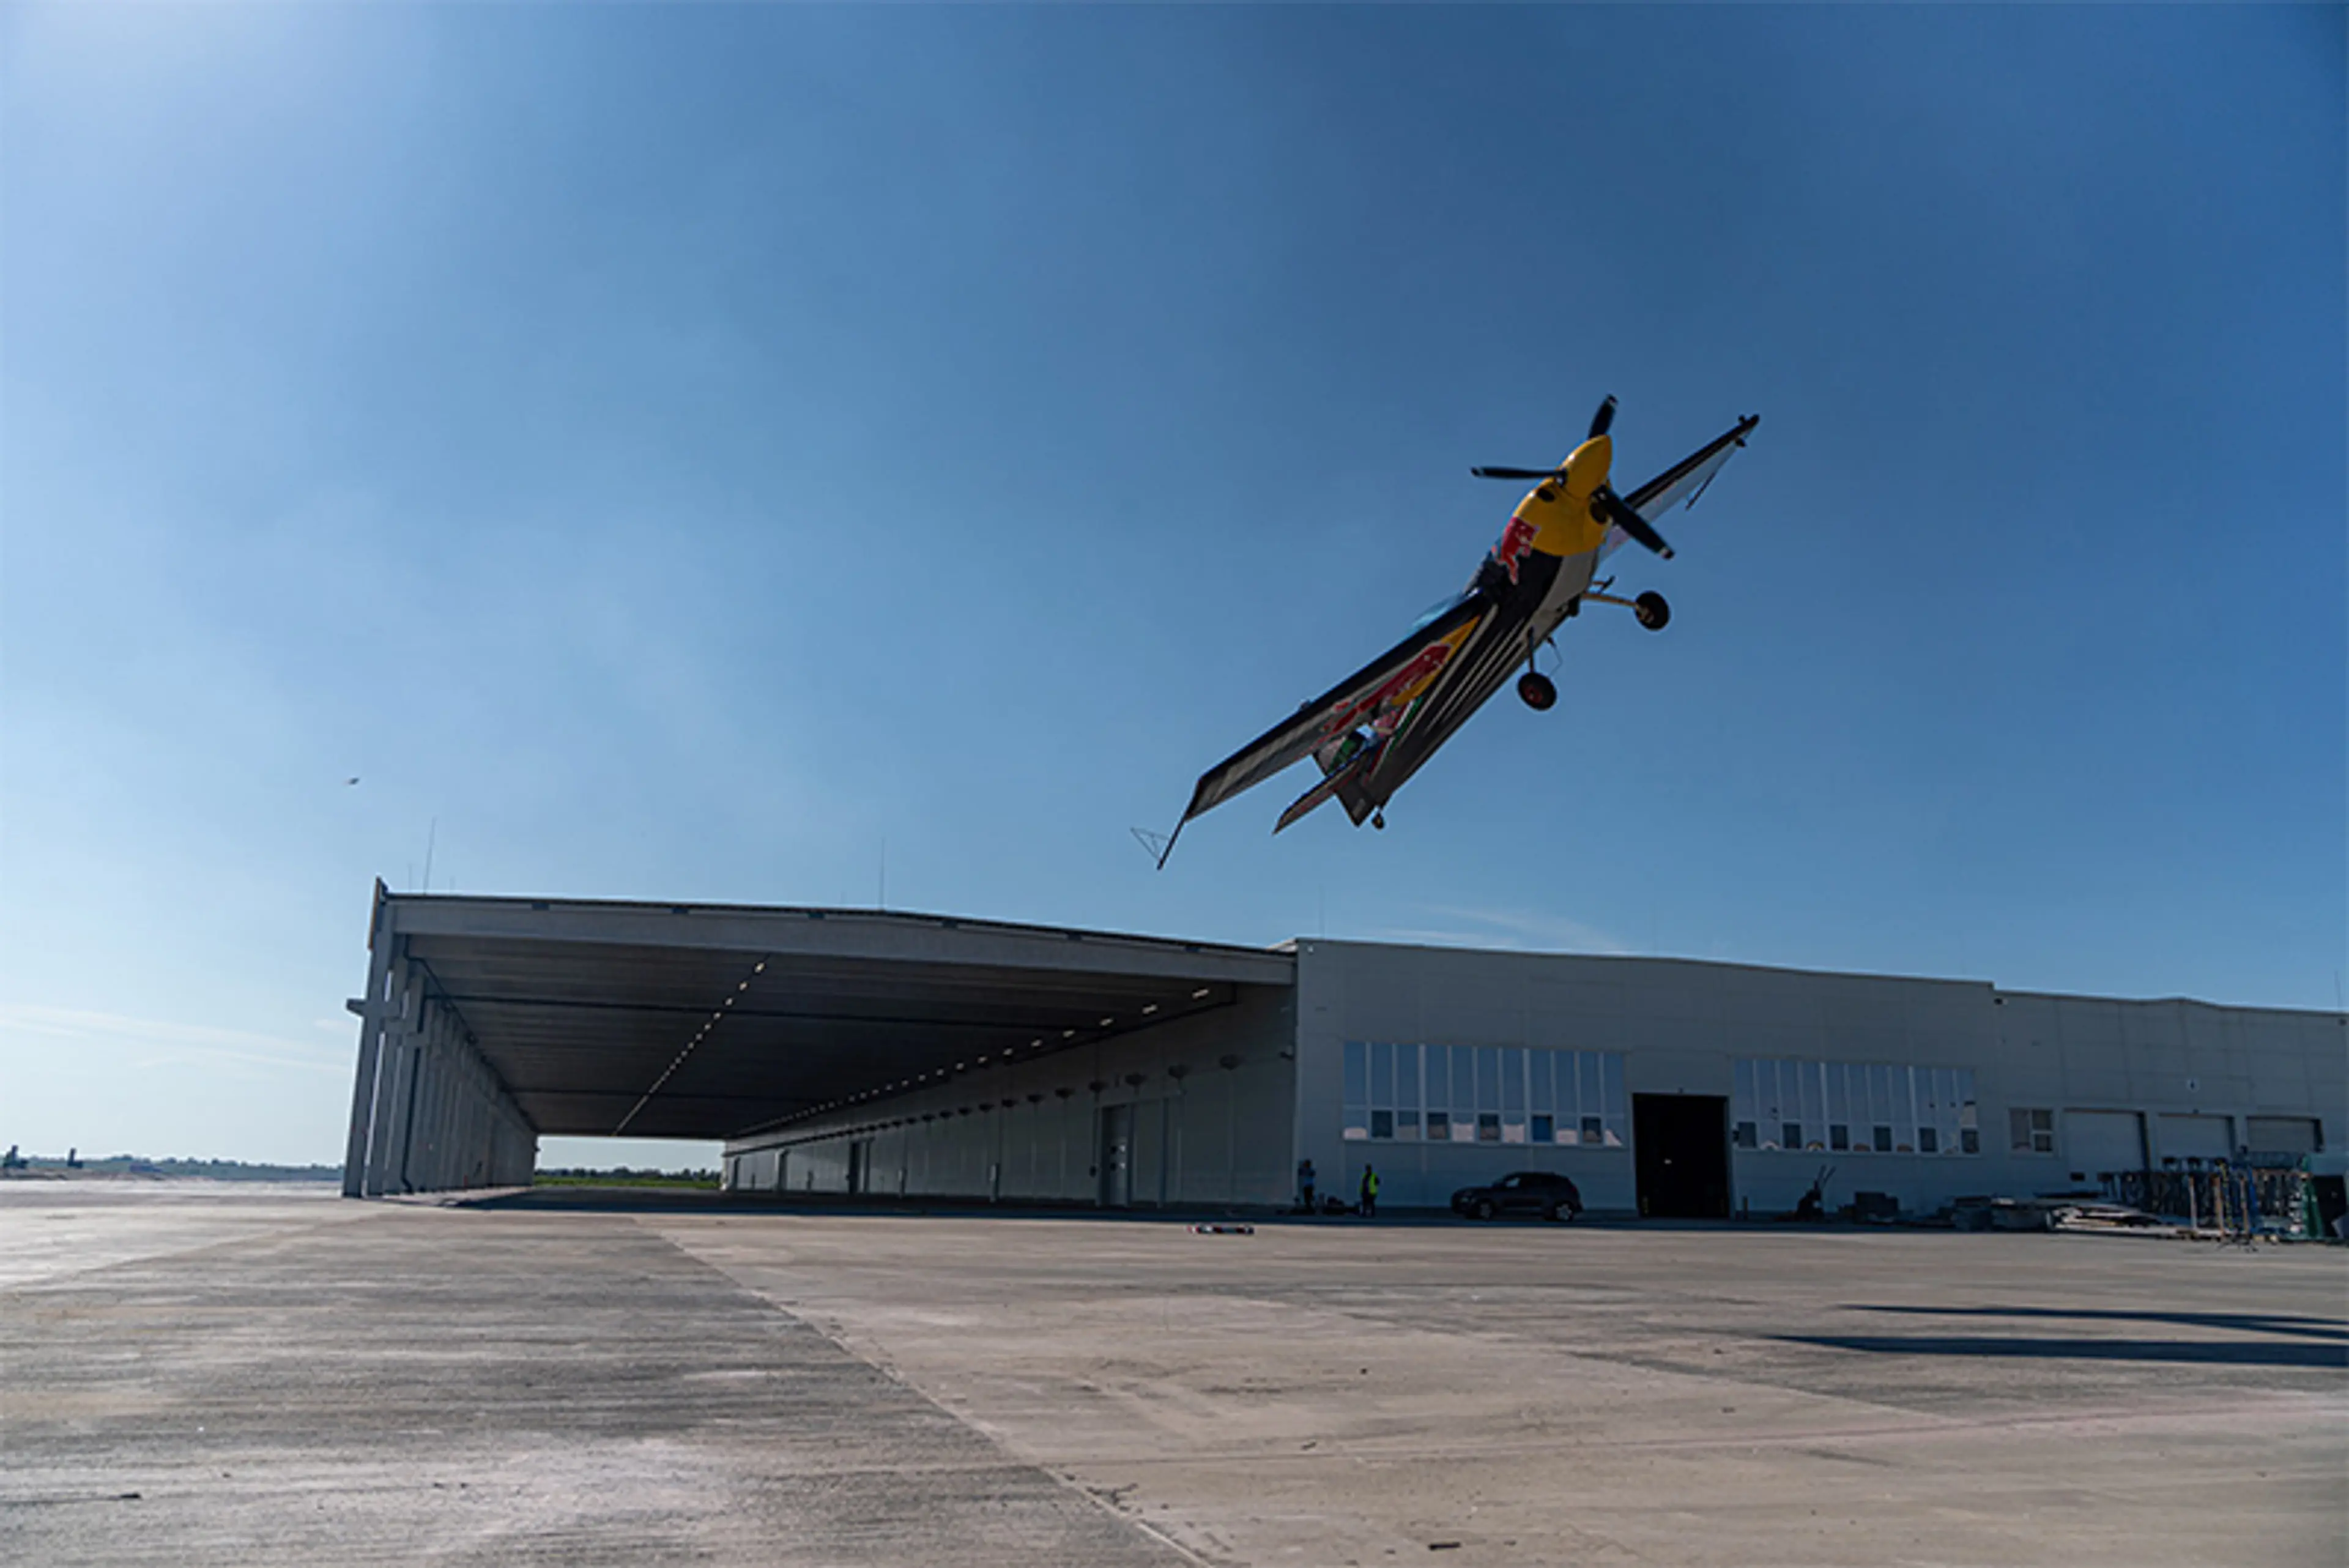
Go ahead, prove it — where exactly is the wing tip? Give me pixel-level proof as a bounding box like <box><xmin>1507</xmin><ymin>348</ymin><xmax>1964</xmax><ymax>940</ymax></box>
<box><xmin>1130</xmin><ymin>823</ymin><xmax>1183</xmax><ymax>869</ymax></box>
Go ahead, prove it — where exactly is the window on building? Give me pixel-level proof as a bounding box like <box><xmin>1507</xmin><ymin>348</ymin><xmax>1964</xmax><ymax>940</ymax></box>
<box><xmin>2011</xmin><ymin>1107</ymin><xmax>2054</xmax><ymax>1154</ymax></box>
<box><xmin>1397</xmin><ymin>1041</ymin><xmax>1420</xmax><ymax>1135</ymax></box>
<box><xmin>1343</xmin><ymin>1041</ymin><xmax>1368</xmax><ymax>1140</ymax></box>
<box><xmin>1734</xmin><ymin>1121</ymin><xmax>1757</xmax><ymax>1149</ymax></box>
<box><xmin>1342</xmin><ymin>1043</ymin><xmax>1629</xmax><ymax>1145</ymax></box>
<box><xmin>1734</xmin><ymin>1059</ymin><xmax>1979</xmax><ymax>1156</ymax></box>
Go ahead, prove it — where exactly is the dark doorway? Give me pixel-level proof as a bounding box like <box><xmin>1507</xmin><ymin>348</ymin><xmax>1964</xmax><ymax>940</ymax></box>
<box><xmin>1634</xmin><ymin>1094</ymin><xmax>1731</xmax><ymax>1218</ymax></box>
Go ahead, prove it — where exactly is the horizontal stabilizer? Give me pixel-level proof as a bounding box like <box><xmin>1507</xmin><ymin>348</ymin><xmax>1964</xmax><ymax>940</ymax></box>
<box><xmin>1276</xmin><ymin>736</ymin><xmax>1386</xmax><ymax>833</ymax></box>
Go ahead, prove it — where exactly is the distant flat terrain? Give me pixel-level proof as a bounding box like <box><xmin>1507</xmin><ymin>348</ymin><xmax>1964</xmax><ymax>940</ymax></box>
<box><xmin>3</xmin><ymin>1184</ymin><xmax>2342</xmax><ymax>1566</ymax></box>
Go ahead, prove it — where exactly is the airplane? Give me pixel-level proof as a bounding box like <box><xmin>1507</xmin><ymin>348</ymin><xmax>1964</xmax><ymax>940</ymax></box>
<box><xmin>1150</xmin><ymin>396</ymin><xmax>1759</xmax><ymax>866</ymax></box>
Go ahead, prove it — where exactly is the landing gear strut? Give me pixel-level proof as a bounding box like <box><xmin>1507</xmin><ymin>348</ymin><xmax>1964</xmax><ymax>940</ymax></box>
<box><xmin>1582</xmin><ymin>587</ymin><xmax>1673</xmax><ymax>632</ymax></box>
<box><xmin>1516</xmin><ymin>671</ymin><xmax>1557</xmax><ymax>710</ymax></box>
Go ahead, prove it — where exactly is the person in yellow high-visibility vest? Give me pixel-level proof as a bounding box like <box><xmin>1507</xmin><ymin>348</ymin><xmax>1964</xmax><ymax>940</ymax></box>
<box><xmin>1358</xmin><ymin>1164</ymin><xmax>1380</xmax><ymax>1219</ymax></box>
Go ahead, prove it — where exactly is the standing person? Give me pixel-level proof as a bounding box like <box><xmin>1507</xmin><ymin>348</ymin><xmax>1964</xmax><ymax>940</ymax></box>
<box><xmin>1359</xmin><ymin>1164</ymin><xmax>1380</xmax><ymax>1219</ymax></box>
<box><xmin>1297</xmin><ymin>1157</ymin><xmax>1317</xmax><ymax>1214</ymax></box>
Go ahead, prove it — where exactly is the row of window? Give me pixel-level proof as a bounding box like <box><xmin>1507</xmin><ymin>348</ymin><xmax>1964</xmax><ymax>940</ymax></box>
<box><xmin>1732</xmin><ymin>1058</ymin><xmax>1980</xmax><ymax>1154</ymax></box>
<box><xmin>1341</xmin><ymin>1042</ymin><xmax>1629</xmax><ymax>1145</ymax></box>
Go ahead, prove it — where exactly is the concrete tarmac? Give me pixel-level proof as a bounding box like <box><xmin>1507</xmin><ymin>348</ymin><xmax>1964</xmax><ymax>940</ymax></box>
<box><xmin>4</xmin><ymin>1183</ymin><xmax>2343</xmax><ymax>1566</ymax></box>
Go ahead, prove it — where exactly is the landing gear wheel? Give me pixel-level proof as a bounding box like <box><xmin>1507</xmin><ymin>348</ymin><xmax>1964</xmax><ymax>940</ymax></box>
<box><xmin>1371</xmin><ymin>811</ymin><xmax>1386</xmax><ymax>831</ymax></box>
<box><xmin>1516</xmin><ymin>671</ymin><xmax>1557</xmax><ymax>710</ymax></box>
<box><xmin>1634</xmin><ymin>590</ymin><xmax>1671</xmax><ymax>631</ymax></box>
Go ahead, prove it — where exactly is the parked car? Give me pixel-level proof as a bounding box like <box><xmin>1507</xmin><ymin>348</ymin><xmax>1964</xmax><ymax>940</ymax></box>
<box><xmin>1450</xmin><ymin>1170</ymin><xmax>1584</xmax><ymax>1222</ymax></box>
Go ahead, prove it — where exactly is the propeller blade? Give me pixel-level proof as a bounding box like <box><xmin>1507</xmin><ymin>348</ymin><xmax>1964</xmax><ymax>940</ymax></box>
<box><xmin>1588</xmin><ymin>395</ymin><xmax>1617</xmax><ymax>440</ymax></box>
<box><xmin>1470</xmin><ymin>466</ymin><xmax>1567</xmax><ymax>481</ymax></box>
<box><xmin>1595</xmin><ymin>487</ymin><xmax>1674</xmax><ymax>559</ymax></box>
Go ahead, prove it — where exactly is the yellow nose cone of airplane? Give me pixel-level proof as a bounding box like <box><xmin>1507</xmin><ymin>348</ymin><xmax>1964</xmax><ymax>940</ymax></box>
<box><xmin>1562</xmin><ymin>434</ymin><xmax>1612</xmax><ymax>497</ymax></box>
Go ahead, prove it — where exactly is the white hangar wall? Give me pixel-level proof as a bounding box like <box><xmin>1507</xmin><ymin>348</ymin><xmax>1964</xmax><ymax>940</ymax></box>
<box><xmin>1989</xmin><ymin>990</ymin><xmax>2345</xmax><ymax>1182</ymax></box>
<box><xmin>1291</xmin><ymin>941</ymin><xmax>2346</xmax><ymax>1218</ymax></box>
<box><xmin>717</xmin><ymin>931</ymin><xmax>2342</xmax><ymax>1219</ymax></box>
<box><xmin>725</xmin><ymin>987</ymin><xmax>1298</xmax><ymax>1208</ymax></box>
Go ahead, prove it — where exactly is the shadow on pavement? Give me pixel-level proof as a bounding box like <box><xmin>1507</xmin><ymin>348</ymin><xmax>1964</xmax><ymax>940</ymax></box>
<box><xmin>1781</xmin><ymin>1333</ymin><xmax>2349</xmax><ymax>1369</ymax></box>
<box><xmin>1851</xmin><ymin>1303</ymin><xmax>2349</xmax><ymax>1342</ymax></box>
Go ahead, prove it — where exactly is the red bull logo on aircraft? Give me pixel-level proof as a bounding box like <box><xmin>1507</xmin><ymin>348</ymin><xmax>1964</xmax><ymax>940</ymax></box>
<box><xmin>1323</xmin><ymin>634</ymin><xmax>1461</xmax><ymax>738</ymax></box>
<box><xmin>1493</xmin><ymin>516</ymin><xmax>1538</xmax><ymax>583</ymax></box>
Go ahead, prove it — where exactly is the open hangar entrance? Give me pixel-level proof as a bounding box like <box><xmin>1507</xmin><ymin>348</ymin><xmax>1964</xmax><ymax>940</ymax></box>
<box><xmin>1633</xmin><ymin>1094</ymin><xmax>1732</xmax><ymax>1219</ymax></box>
<box><xmin>341</xmin><ymin>886</ymin><xmax>1296</xmax><ymax>1200</ymax></box>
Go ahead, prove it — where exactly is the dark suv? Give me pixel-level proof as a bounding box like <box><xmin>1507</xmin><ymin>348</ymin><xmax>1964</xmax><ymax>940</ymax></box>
<box><xmin>1450</xmin><ymin>1170</ymin><xmax>1584</xmax><ymax>1222</ymax></box>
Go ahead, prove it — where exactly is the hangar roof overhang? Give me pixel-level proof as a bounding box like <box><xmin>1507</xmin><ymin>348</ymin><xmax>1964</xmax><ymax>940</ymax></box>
<box><xmin>369</xmin><ymin>892</ymin><xmax>1297</xmax><ymax>1142</ymax></box>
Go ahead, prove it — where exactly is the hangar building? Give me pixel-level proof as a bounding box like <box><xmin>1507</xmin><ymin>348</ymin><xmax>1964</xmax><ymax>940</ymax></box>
<box><xmin>343</xmin><ymin>886</ymin><xmax>2345</xmax><ymax>1217</ymax></box>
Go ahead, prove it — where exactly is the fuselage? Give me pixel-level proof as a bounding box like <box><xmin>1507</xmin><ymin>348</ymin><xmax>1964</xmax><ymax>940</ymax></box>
<box><xmin>1335</xmin><ymin>439</ymin><xmax>1622</xmax><ymax>817</ymax></box>
<box><xmin>1480</xmin><ymin>433</ymin><xmax>1616</xmax><ymax>649</ymax></box>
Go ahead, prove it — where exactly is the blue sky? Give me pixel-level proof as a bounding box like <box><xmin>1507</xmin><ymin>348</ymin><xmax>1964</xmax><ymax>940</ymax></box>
<box><xmin>3</xmin><ymin>5</ymin><xmax>2340</xmax><ymax>1169</ymax></box>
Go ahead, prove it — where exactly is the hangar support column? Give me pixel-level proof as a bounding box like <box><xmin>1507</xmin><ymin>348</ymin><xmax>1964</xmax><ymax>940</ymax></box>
<box><xmin>344</xmin><ymin>882</ymin><xmax>537</xmax><ymax>1197</ymax></box>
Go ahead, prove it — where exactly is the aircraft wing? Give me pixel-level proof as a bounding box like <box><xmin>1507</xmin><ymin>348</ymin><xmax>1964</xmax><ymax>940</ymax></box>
<box><xmin>1600</xmin><ymin>413</ymin><xmax>1761</xmax><ymax>560</ymax></box>
<box><xmin>1175</xmin><ymin>592</ymin><xmax>1496</xmax><ymax>832</ymax></box>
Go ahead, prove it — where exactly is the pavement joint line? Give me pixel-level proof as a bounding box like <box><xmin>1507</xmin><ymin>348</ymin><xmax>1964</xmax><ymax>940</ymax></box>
<box><xmin>635</xmin><ymin>1215</ymin><xmax>1224</xmax><ymax>1566</ymax></box>
<box><xmin>960</xmin><ymin>1391</ymin><xmax>2343</xmax><ymax>1468</ymax></box>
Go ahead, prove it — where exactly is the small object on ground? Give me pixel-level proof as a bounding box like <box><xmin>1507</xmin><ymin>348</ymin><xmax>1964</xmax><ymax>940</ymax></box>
<box><xmin>1429</xmin><ymin>1542</ymin><xmax>1462</xmax><ymax>1551</ymax></box>
<box><xmin>1781</xmin><ymin>1165</ymin><xmax>1833</xmax><ymax>1222</ymax></box>
<box><xmin>1850</xmin><ymin>1191</ymin><xmax>1899</xmax><ymax>1223</ymax></box>
<box><xmin>1189</xmin><ymin>1222</ymin><xmax>1255</xmax><ymax>1235</ymax></box>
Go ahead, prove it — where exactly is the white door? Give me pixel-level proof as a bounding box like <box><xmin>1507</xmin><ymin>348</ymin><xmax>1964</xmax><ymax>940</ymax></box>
<box><xmin>2158</xmin><ymin>1114</ymin><xmax>2233</xmax><ymax>1162</ymax></box>
<box><xmin>1097</xmin><ymin>1104</ymin><xmax>1134</xmax><ymax>1208</ymax></box>
<box><xmin>2246</xmin><ymin>1117</ymin><xmax>2320</xmax><ymax>1154</ymax></box>
<box><xmin>2065</xmin><ymin>1110</ymin><xmax>2145</xmax><ymax>1182</ymax></box>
